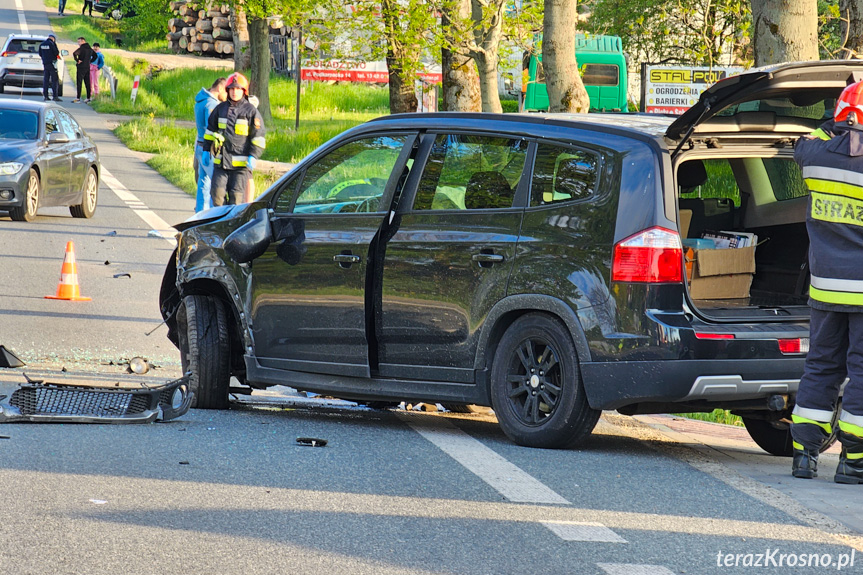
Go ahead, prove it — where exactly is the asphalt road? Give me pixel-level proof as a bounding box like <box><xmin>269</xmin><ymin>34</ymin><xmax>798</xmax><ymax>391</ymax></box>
<box><xmin>0</xmin><ymin>2</ymin><xmax>862</xmax><ymax>574</ymax></box>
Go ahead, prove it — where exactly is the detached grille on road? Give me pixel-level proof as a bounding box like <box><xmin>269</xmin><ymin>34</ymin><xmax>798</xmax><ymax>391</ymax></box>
<box><xmin>0</xmin><ymin>375</ymin><xmax>191</xmax><ymax>423</ymax></box>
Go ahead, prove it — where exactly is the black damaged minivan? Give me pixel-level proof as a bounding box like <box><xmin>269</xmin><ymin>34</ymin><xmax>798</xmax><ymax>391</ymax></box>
<box><xmin>161</xmin><ymin>61</ymin><xmax>860</xmax><ymax>451</ymax></box>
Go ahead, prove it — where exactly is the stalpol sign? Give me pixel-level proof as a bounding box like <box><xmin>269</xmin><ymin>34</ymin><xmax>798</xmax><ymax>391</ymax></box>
<box><xmin>301</xmin><ymin>59</ymin><xmax>442</xmax><ymax>84</ymax></box>
<box><xmin>640</xmin><ymin>64</ymin><xmax>742</xmax><ymax>115</ymax></box>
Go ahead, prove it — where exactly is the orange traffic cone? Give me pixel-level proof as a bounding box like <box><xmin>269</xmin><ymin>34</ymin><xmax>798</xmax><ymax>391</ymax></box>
<box><xmin>45</xmin><ymin>241</ymin><xmax>92</xmax><ymax>301</ymax></box>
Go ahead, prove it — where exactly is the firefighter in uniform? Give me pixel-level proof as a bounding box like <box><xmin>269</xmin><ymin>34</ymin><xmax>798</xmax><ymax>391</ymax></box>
<box><xmin>202</xmin><ymin>72</ymin><xmax>266</xmax><ymax>206</ymax></box>
<box><xmin>791</xmin><ymin>81</ymin><xmax>863</xmax><ymax>484</ymax></box>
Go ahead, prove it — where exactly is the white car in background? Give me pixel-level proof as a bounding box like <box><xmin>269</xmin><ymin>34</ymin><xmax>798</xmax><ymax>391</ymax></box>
<box><xmin>0</xmin><ymin>34</ymin><xmax>67</xmax><ymax>96</ymax></box>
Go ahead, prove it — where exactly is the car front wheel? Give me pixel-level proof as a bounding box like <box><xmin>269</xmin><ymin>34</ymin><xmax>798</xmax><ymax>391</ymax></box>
<box><xmin>10</xmin><ymin>168</ymin><xmax>40</xmax><ymax>222</ymax></box>
<box><xmin>70</xmin><ymin>167</ymin><xmax>98</xmax><ymax>218</ymax></box>
<box><xmin>176</xmin><ymin>294</ymin><xmax>231</xmax><ymax>409</ymax></box>
<box><xmin>490</xmin><ymin>313</ymin><xmax>599</xmax><ymax>448</ymax></box>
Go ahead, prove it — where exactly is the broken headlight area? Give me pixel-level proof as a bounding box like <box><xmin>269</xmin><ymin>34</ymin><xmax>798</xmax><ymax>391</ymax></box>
<box><xmin>0</xmin><ymin>374</ymin><xmax>192</xmax><ymax>423</ymax></box>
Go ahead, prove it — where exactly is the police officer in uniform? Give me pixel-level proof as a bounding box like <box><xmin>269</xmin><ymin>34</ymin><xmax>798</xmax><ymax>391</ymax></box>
<box><xmin>202</xmin><ymin>72</ymin><xmax>266</xmax><ymax>206</ymax></box>
<box><xmin>38</xmin><ymin>34</ymin><xmax>62</xmax><ymax>101</ymax></box>
<box><xmin>792</xmin><ymin>81</ymin><xmax>863</xmax><ymax>484</ymax></box>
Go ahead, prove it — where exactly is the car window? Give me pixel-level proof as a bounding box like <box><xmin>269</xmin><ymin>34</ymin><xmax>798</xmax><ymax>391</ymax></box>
<box><xmin>44</xmin><ymin>109</ymin><xmax>59</xmax><ymax>136</ymax></box>
<box><xmin>276</xmin><ymin>135</ymin><xmax>407</xmax><ymax>214</ymax></box>
<box><xmin>531</xmin><ymin>144</ymin><xmax>599</xmax><ymax>206</ymax></box>
<box><xmin>6</xmin><ymin>39</ymin><xmax>42</xmax><ymax>53</ymax></box>
<box><xmin>0</xmin><ymin>110</ymin><xmax>39</xmax><ymax>140</ymax></box>
<box><xmin>56</xmin><ymin>111</ymin><xmax>80</xmax><ymax>140</ymax></box>
<box><xmin>413</xmin><ymin>134</ymin><xmax>527</xmax><ymax>211</ymax></box>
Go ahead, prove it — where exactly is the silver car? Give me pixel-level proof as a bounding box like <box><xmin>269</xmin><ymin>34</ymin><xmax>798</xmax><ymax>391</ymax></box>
<box><xmin>0</xmin><ymin>34</ymin><xmax>68</xmax><ymax>96</ymax></box>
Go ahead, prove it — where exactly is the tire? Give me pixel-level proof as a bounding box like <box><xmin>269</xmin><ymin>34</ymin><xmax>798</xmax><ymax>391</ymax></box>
<box><xmin>70</xmin><ymin>167</ymin><xmax>98</xmax><ymax>218</ymax></box>
<box><xmin>490</xmin><ymin>313</ymin><xmax>600</xmax><ymax>448</ymax></box>
<box><xmin>0</xmin><ymin>82</ymin><xmax>5</xmax><ymax>94</ymax></box>
<box><xmin>743</xmin><ymin>414</ymin><xmax>839</xmax><ymax>456</ymax></box>
<box><xmin>10</xmin><ymin>169</ymin><xmax>40</xmax><ymax>222</ymax></box>
<box><xmin>176</xmin><ymin>294</ymin><xmax>231</xmax><ymax>409</ymax></box>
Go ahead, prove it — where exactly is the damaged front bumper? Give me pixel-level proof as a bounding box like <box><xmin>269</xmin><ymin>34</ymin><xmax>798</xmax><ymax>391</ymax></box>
<box><xmin>0</xmin><ymin>374</ymin><xmax>192</xmax><ymax>423</ymax></box>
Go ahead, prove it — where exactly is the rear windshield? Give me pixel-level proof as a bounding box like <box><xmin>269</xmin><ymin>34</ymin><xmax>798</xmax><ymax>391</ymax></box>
<box><xmin>0</xmin><ymin>110</ymin><xmax>39</xmax><ymax>140</ymax></box>
<box><xmin>6</xmin><ymin>39</ymin><xmax>42</xmax><ymax>54</ymax></box>
<box><xmin>717</xmin><ymin>91</ymin><xmax>836</xmax><ymax>124</ymax></box>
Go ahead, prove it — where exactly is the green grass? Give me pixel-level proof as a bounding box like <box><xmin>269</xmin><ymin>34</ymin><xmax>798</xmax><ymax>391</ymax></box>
<box><xmin>673</xmin><ymin>409</ymin><xmax>745</xmax><ymax>427</ymax></box>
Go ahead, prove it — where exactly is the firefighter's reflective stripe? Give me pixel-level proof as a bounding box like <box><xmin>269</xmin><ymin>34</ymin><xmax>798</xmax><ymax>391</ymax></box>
<box><xmin>810</xmin><ymin>286</ymin><xmax>863</xmax><ymax>306</ymax></box>
<box><xmin>812</xmin><ymin>275</ymin><xmax>863</xmax><ymax>293</ymax></box>
<box><xmin>213</xmin><ymin>156</ymin><xmax>222</xmax><ymax>165</ymax></box>
<box><xmin>793</xmin><ymin>405</ymin><xmax>835</xmax><ymax>424</ymax></box>
<box><xmin>217</xmin><ymin>117</ymin><xmax>227</xmax><ymax>129</ymax></box>
<box><xmin>203</xmin><ymin>130</ymin><xmax>216</xmax><ymax>141</ymax></box>
<box><xmin>232</xmin><ymin>158</ymin><xmax>248</xmax><ymax>167</ymax></box>
<box><xmin>802</xmin><ymin>165</ymin><xmax>863</xmax><ymax>188</ymax></box>
<box><xmin>811</xmin><ymin>128</ymin><xmax>832</xmax><ymax>140</ymax></box>
<box><xmin>234</xmin><ymin>118</ymin><xmax>249</xmax><ymax>136</ymax></box>
<box><xmin>790</xmin><ymin>415</ymin><xmax>833</xmax><ymax>434</ymax></box>
<box><xmin>808</xmin><ymin>191</ymin><xmax>863</xmax><ymax>227</ymax></box>
<box><xmin>840</xmin><ymin>409</ymin><xmax>863</xmax><ymax>429</ymax></box>
<box><xmin>251</xmin><ymin>136</ymin><xmax>266</xmax><ymax>148</ymax></box>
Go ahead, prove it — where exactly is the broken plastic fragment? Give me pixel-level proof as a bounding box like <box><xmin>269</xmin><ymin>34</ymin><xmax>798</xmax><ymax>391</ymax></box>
<box><xmin>147</xmin><ymin>230</ymin><xmax>163</xmax><ymax>238</ymax></box>
<box><xmin>296</xmin><ymin>437</ymin><xmax>328</xmax><ymax>447</ymax></box>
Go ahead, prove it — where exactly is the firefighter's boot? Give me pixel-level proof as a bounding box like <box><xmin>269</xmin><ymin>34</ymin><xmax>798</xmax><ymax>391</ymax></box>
<box><xmin>790</xmin><ymin>411</ymin><xmax>832</xmax><ymax>479</ymax></box>
<box><xmin>834</xmin><ymin>415</ymin><xmax>863</xmax><ymax>484</ymax></box>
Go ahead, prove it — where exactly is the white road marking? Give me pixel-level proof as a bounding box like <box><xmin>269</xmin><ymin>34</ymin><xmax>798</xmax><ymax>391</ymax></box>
<box><xmin>397</xmin><ymin>413</ymin><xmax>571</xmax><ymax>504</ymax></box>
<box><xmin>15</xmin><ymin>0</ymin><xmax>28</xmax><ymax>34</ymax></box>
<box><xmin>541</xmin><ymin>521</ymin><xmax>627</xmax><ymax>543</ymax></box>
<box><xmin>100</xmin><ymin>167</ymin><xmax>177</xmax><ymax>246</ymax></box>
<box><xmin>597</xmin><ymin>564</ymin><xmax>676</xmax><ymax>575</ymax></box>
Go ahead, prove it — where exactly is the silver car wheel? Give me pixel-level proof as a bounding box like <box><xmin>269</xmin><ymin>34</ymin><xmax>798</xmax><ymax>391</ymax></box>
<box><xmin>26</xmin><ymin>172</ymin><xmax>39</xmax><ymax>216</ymax></box>
<box><xmin>85</xmin><ymin>170</ymin><xmax>98</xmax><ymax>212</ymax></box>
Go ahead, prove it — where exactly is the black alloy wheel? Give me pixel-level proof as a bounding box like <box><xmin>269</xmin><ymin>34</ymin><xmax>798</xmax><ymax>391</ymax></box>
<box><xmin>491</xmin><ymin>313</ymin><xmax>599</xmax><ymax>448</ymax></box>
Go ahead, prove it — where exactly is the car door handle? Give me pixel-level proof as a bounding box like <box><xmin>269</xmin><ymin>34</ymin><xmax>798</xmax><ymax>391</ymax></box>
<box><xmin>333</xmin><ymin>254</ymin><xmax>361</xmax><ymax>264</ymax></box>
<box><xmin>472</xmin><ymin>253</ymin><xmax>505</xmax><ymax>263</ymax></box>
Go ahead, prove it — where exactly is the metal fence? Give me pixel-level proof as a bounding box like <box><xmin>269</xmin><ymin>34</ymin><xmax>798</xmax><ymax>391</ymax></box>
<box><xmin>270</xmin><ymin>34</ymin><xmax>294</xmax><ymax>77</ymax></box>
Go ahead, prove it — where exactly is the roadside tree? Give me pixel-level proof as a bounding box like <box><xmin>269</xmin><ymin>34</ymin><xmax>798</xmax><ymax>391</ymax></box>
<box><xmin>751</xmin><ymin>0</ymin><xmax>819</xmax><ymax>65</ymax></box>
<box><xmin>543</xmin><ymin>0</ymin><xmax>589</xmax><ymax>112</ymax></box>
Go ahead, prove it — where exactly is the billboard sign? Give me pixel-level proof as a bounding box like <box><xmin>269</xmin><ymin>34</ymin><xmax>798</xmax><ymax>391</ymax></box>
<box><xmin>641</xmin><ymin>65</ymin><xmax>743</xmax><ymax>115</ymax></box>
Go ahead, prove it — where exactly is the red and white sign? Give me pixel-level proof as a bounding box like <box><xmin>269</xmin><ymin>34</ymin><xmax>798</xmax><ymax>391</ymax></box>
<box><xmin>301</xmin><ymin>59</ymin><xmax>441</xmax><ymax>84</ymax></box>
<box><xmin>130</xmin><ymin>75</ymin><xmax>140</xmax><ymax>104</ymax></box>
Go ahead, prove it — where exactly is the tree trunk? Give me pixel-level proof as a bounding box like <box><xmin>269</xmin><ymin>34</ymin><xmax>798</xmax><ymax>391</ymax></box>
<box><xmin>231</xmin><ymin>7</ymin><xmax>251</xmax><ymax>70</ymax></box>
<box><xmin>751</xmin><ymin>0</ymin><xmax>818</xmax><ymax>66</ymax></box>
<box><xmin>543</xmin><ymin>0</ymin><xmax>589</xmax><ymax>112</ymax></box>
<box><xmin>441</xmin><ymin>0</ymin><xmax>481</xmax><ymax>112</ymax></box>
<box><xmin>248</xmin><ymin>17</ymin><xmax>272</xmax><ymax>124</ymax></box>
<box><xmin>841</xmin><ymin>0</ymin><xmax>863</xmax><ymax>58</ymax></box>
<box><xmin>382</xmin><ymin>0</ymin><xmax>418</xmax><ymax>114</ymax></box>
<box><xmin>470</xmin><ymin>0</ymin><xmax>504</xmax><ymax>113</ymax></box>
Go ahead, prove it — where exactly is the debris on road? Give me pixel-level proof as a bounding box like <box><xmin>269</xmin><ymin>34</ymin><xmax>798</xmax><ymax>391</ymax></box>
<box><xmin>0</xmin><ymin>346</ymin><xmax>25</xmax><ymax>368</ymax></box>
<box><xmin>113</xmin><ymin>273</ymin><xmax>132</xmax><ymax>279</ymax></box>
<box><xmin>0</xmin><ymin>373</ymin><xmax>192</xmax><ymax>423</ymax></box>
<box><xmin>127</xmin><ymin>357</ymin><xmax>150</xmax><ymax>374</ymax></box>
<box><xmin>147</xmin><ymin>230</ymin><xmax>163</xmax><ymax>239</ymax></box>
<box><xmin>105</xmin><ymin>231</ymin><xmax>117</xmax><ymax>236</ymax></box>
<box><xmin>296</xmin><ymin>437</ymin><xmax>328</xmax><ymax>447</ymax></box>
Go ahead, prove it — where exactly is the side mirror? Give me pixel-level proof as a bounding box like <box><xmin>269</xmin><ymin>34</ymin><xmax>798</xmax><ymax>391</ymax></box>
<box><xmin>60</xmin><ymin>49</ymin><xmax>69</xmax><ymax>56</ymax></box>
<box><xmin>223</xmin><ymin>208</ymin><xmax>273</xmax><ymax>264</ymax></box>
<box><xmin>47</xmin><ymin>132</ymin><xmax>70</xmax><ymax>144</ymax></box>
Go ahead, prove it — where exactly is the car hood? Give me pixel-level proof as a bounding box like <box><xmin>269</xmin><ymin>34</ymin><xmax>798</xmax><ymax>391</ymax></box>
<box><xmin>666</xmin><ymin>60</ymin><xmax>863</xmax><ymax>140</ymax></box>
<box><xmin>0</xmin><ymin>140</ymin><xmax>36</xmax><ymax>163</ymax></box>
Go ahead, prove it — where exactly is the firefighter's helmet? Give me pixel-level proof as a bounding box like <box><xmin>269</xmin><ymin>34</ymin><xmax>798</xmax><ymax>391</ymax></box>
<box><xmin>225</xmin><ymin>72</ymin><xmax>250</xmax><ymax>95</ymax></box>
<box><xmin>834</xmin><ymin>81</ymin><xmax>863</xmax><ymax>127</ymax></box>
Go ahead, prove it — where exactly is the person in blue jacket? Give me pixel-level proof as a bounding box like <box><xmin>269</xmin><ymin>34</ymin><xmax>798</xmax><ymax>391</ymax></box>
<box><xmin>193</xmin><ymin>77</ymin><xmax>226</xmax><ymax>212</ymax></box>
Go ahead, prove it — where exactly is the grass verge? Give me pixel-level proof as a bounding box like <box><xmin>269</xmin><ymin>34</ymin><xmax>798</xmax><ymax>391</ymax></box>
<box><xmin>673</xmin><ymin>409</ymin><xmax>745</xmax><ymax>427</ymax></box>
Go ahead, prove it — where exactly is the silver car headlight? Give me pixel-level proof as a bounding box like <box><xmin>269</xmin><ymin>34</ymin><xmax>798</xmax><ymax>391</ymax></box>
<box><xmin>0</xmin><ymin>162</ymin><xmax>24</xmax><ymax>176</ymax></box>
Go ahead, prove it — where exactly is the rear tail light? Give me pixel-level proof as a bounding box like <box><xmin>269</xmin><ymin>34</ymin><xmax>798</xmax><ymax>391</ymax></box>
<box><xmin>1</xmin><ymin>51</ymin><xmax>17</xmax><ymax>57</ymax></box>
<box><xmin>612</xmin><ymin>226</ymin><xmax>683</xmax><ymax>283</ymax></box>
<box><xmin>778</xmin><ymin>338</ymin><xmax>809</xmax><ymax>354</ymax></box>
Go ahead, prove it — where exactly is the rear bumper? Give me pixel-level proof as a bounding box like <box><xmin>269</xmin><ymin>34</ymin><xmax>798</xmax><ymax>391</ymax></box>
<box><xmin>0</xmin><ymin>68</ymin><xmax>46</xmax><ymax>88</ymax></box>
<box><xmin>581</xmin><ymin>358</ymin><xmax>805</xmax><ymax>410</ymax></box>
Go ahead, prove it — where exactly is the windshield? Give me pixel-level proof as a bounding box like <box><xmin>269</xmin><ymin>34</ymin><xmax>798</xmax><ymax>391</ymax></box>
<box><xmin>715</xmin><ymin>90</ymin><xmax>837</xmax><ymax>124</ymax></box>
<box><xmin>0</xmin><ymin>110</ymin><xmax>39</xmax><ymax>140</ymax></box>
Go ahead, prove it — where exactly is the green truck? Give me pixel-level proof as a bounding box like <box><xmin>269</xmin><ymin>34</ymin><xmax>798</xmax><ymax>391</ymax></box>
<box><xmin>524</xmin><ymin>34</ymin><xmax>628</xmax><ymax>112</ymax></box>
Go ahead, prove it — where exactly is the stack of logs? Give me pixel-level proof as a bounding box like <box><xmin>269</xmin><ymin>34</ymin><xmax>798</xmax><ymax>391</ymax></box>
<box><xmin>167</xmin><ymin>2</ymin><xmax>234</xmax><ymax>55</ymax></box>
<box><xmin>166</xmin><ymin>1</ymin><xmax>290</xmax><ymax>57</ymax></box>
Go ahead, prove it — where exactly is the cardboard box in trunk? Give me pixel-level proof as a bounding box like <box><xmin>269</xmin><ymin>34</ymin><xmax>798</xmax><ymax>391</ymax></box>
<box><xmin>685</xmin><ymin>246</ymin><xmax>756</xmax><ymax>299</ymax></box>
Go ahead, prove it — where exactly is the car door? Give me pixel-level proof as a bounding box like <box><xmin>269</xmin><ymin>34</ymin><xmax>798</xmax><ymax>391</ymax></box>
<box><xmin>249</xmin><ymin>133</ymin><xmax>415</xmax><ymax>377</ymax></box>
<box><xmin>40</xmin><ymin>108</ymin><xmax>72</xmax><ymax>202</ymax></box>
<box><xmin>377</xmin><ymin>132</ymin><xmax>529</xmax><ymax>383</ymax></box>
<box><xmin>57</xmin><ymin>110</ymin><xmax>88</xmax><ymax>203</ymax></box>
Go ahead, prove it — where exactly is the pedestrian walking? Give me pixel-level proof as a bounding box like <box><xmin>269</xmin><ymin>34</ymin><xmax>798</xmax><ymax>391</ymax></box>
<box><xmin>38</xmin><ymin>34</ymin><xmax>62</xmax><ymax>101</ymax></box>
<box><xmin>791</xmin><ymin>80</ymin><xmax>863</xmax><ymax>484</ymax></box>
<box><xmin>82</xmin><ymin>0</ymin><xmax>93</xmax><ymax>16</ymax></box>
<box><xmin>72</xmin><ymin>37</ymin><xmax>92</xmax><ymax>103</ymax></box>
<box><xmin>193</xmin><ymin>77</ymin><xmax>227</xmax><ymax>212</ymax></box>
<box><xmin>202</xmin><ymin>73</ymin><xmax>266</xmax><ymax>207</ymax></box>
<box><xmin>89</xmin><ymin>43</ymin><xmax>104</xmax><ymax>97</ymax></box>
